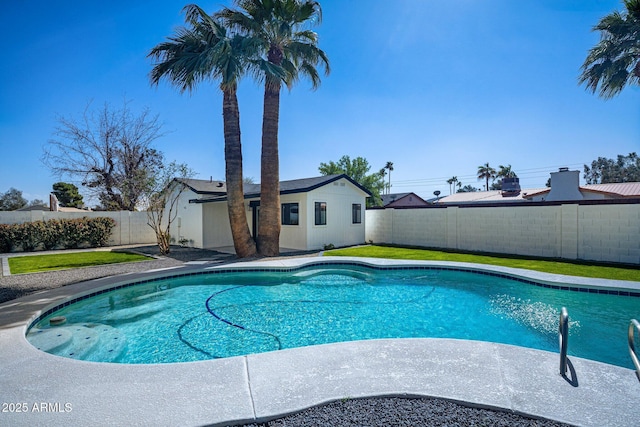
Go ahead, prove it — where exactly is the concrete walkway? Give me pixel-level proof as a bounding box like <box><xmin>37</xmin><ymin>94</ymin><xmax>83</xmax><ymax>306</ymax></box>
<box><xmin>0</xmin><ymin>257</ymin><xmax>638</xmax><ymax>426</ymax></box>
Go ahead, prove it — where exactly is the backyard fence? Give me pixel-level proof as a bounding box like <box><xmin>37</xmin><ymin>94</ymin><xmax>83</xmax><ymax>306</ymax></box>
<box><xmin>365</xmin><ymin>199</ymin><xmax>640</xmax><ymax>265</ymax></box>
<box><xmin>3</xmin><ymin>200</ymin><xmax>639</xmax><ymax>265</ymax></box>
<box><xmin>0</xmin><ymin>211</ymin><xmax>157</xmax><ymax>248</ymax></box>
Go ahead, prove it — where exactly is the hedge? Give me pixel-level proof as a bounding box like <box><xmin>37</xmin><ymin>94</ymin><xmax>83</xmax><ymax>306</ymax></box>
<box><xmin>0</xmin><ymin>217</ymin><xmax>116</xmax><ymax>253</ymax></box>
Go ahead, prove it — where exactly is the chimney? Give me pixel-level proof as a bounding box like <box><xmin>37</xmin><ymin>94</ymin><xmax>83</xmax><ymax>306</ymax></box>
<box><xmin>546</xmin><ymin>168</ymin><xmax>583</xmax><ymax>201</ymax></box>
<box><xmin>49</xmin><ymin>193</ymin><xmax>59</xmax><ymax>212</ymax></box>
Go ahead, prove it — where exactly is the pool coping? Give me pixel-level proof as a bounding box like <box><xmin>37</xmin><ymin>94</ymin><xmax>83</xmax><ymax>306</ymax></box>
<box><xmin>0</xmin><ymin>257</ymin><xmax>638</xmax><ymax>426</ymax></box>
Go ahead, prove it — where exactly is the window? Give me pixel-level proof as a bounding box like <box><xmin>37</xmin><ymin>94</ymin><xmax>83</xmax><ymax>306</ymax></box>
<box><xmin>314</xmin><ymin>202</ymin><xmax>326</xmax><ymax>225</ymax></box>
<box><xmin>352</xmin><ymin>204</ymin><xmax>362</xmax><ymax>224</ymax></box>
<box><xmin>281</xmin><ymin>203</ymin><xmax>299</xmax><ymax>225</ymax></box>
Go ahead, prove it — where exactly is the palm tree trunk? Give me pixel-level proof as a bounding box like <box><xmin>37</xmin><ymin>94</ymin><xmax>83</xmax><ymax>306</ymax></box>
<box><xmin>387</xmin><ymin>171</ymin><xmax>391</xmax><ymax>194</ymax></box>
<box><xmin>257</xmin><ymin>77</ymin><xmax>281</xmax><ymax>257</ymax></box>
<box><xmin>223</xmin><ymin>87</ymin><xmax>257</xmax><ymax>258</ymax></box>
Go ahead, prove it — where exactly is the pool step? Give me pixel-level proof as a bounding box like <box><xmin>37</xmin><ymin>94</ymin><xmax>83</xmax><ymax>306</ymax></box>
<box><xmin>27</xmin><ymin>323</ymin><xmax>127</xmax><ymax>363</ymax></box>
<box><xmin>28</xmin><ymin>328</ymin><xmax>73</xmax><ymax>353</ymax></box>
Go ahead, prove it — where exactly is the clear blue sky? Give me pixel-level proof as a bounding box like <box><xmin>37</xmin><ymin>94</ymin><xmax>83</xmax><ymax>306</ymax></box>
<box><xmin>1</xmin><ymin>0</ymin><xmax>638</xmax><ymax>205</ymax></box>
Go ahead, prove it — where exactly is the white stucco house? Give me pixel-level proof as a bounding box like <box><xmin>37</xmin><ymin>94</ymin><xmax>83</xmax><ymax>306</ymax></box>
<box><xmin>168</xmin><ymin>174</ymin><xmax>371</xmax><ymax>251</ymax></box>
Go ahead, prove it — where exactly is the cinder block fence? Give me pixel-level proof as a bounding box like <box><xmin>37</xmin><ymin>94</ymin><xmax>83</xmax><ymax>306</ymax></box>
<box><xmin>2</xmin><ymin>200</ymin><xmax>639</xmax><ymax>265</ymax></box>
<box><xmin>365</xmin><ymin>200</ymin><xmax>640</xmax><ymax>265</ymax></box>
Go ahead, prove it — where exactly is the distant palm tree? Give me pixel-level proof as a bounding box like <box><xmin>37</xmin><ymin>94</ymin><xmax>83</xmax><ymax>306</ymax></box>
<box><xmin>218</xmin><ymin>0</ymin><xmax>330</xmax><ymax>256</ymax></box>
<box><xmin>148</xmin><ymin>4</ymin><xmax>257</xmax><ymax>257</ymax></box>
<box><xmin>497</xmin><ymin>165</ymin><xmax>517</xmax><ymax>179</ymax></box>
<box><xmin>385</xmin><ymin>161</ymin><xmax>394</xmax><ymax>194</ymax></box>
<box><xmin>579</xmin><ymin>0</ymin><xmax>640</xmax><ymax>99</ymax></box>
<box><xmin>379</xmin><ymin>168</ymin><xmax>387</xmax><ymax>183</ymax></box>
<box><xmin>477</xmin><ymin>163</ymin><xmax>497</xmax><ymax>191</ymax></box>
<box><xmin>446</xmin><ymin>176</ymin><xmax>458</xmax><ymax>195</ymax></box>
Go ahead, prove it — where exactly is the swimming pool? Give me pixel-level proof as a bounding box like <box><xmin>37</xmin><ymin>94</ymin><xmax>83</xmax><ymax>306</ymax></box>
<box><xmin>26</xmin><ymin>262</ymin><xmax>639</xmax><ymax>368</ymax></box>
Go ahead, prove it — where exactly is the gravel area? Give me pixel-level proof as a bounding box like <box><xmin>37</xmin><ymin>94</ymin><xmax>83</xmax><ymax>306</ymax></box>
<box><xmin>0</xmin><ymin>245</ymin><xmax>235</xmax><ymax>304</ymax></box>
<box><xmin>238</xmin><ymin>397</ymin><xmax>572</xmax><ymax>427</ymax></box>
<box><xmin>1</xmin><ymin>246</ymin><xmax>574</xmax><ymax>427</ymax></box>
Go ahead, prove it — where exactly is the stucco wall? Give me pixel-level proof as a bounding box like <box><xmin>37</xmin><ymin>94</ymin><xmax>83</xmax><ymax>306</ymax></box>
<box><xmin>171</xmin><ymin>189</ymin><xmax>204</xmax><ymax>248</ymax></box>
<box><xmin>279</xmin><ymin>193</ymin><xmax>308</xmax><ymax>250</ymax></box>
<box><xmin>366</xmin><ymin>202</ymin><xmax>640</xmax><ymax>264</ymax></box>
<box><xmin>202</xmin><ymin>202</ymin><xmax>234</xmax><ymax>249</ymax></box>
<box><xmin>0</xmin><ymin>211</ymin><xmax>156</xmax><ymax>246</ymax></box>
<box><xmin>306</xmin><ymin>179</ymin><xmax>367</xmax><ymax>250</ymax></box>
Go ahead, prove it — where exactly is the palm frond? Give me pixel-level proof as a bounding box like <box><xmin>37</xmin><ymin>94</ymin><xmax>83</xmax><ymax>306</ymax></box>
<box><xmin>579</xmin><ymin>0</ymin><xmax>640</xmax><ymax>98</ymax></box>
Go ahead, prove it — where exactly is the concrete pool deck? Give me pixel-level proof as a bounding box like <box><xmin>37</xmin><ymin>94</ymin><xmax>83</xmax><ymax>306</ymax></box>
<box><xmin>0</xmin><ymin>256</ymin><xmax>638</xmax><ymax>426</ymax></box>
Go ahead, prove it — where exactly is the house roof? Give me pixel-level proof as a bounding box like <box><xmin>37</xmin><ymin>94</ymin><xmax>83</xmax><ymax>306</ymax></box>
<box><xmin>57</xmin><ymin>206</ymin><xmax>91</xmax><ymax>212</ymax></box>
<box><xmin>16</xmin><ymin>204</ymin><xmax>50</xmax><ymax>211</ymax></box>
<box><xmin>380</xmin><ymin>192</ymin><xmax>429</xmax><ymax>207</ymax></box>
<box><xmin>524</xmin><ymin>182</ymin><xmax>640</xmax><ymax>199</ymax></box>
<box><xmin>174</xmin><ymin>178</ymin><xmax>227</xmax><ymax>195</ymax></box>
<box><xmin>584</xmin><ymin>182</ymin><xmax>640</xmax><ymax>197</ymax></box>
<box><xmin>437</xmin><ymin>189</ymin><xmax>546</xmax><ymax>204</ymax></box>
<box><xmin>436</xmin><ymin>181</ymin><xmax>640</xmax><ymax>204</ymax></box>
<box><xmin>191</xmin><ymin>174</ymin><xmax>372</xmax><ymax>203</ymax></box>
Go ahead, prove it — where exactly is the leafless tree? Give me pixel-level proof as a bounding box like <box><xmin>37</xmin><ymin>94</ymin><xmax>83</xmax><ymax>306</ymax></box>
<box><xmin>42</xmin><ymin>100</ymin><xmax>166</xmax><ymax>210</ymax></box>
<box><xmin>143</xmin><ymin>161</ymin><xmax>195</xmax><ymax>255</ymax></box>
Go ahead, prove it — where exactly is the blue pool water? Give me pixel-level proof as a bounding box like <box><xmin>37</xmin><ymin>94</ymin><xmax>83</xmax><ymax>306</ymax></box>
<box><xmin>26</xmin><ymin>265</ymin><xmax>639</xmax><ymax>367</ymax></box>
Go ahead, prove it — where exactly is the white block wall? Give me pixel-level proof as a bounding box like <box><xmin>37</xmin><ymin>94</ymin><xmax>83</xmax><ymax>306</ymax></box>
<box><xmin>0</xmin><ymin>211</ymin><xmax>157</xmax><ymax>246</ymax></box>
<box><xmin>366</xmin><ymin>202</ymin><xmax>640</xmax><ymax>265</ymax></box>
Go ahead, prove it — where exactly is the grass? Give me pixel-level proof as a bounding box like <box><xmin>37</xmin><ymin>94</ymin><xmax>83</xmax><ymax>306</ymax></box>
<box><xmin>323</xmin><ymin>245</ymin><xmax>640</xmax><ymax>282</ymax></box>
<box><xmin>8</xmin><ymin>251</ymin><xmax>152</xmax><ymax>274</ymax></box>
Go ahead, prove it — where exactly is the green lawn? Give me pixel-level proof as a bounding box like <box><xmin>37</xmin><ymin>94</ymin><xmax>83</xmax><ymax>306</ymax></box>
<box><xmin>323</xmin><ymin>245</ymin><xmax>640</xmax><ymax>282</ymax></box>
<box><xmin>8</xmin><ymin>251</ymin><xmax>152</xmax><ymax>274</ymax></box>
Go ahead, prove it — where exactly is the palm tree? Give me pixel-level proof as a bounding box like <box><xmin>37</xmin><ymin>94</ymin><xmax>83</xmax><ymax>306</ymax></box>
<box><xmin>497</xmin><ymin>164</ymin><xmax>517</xmax><ymax>179</ymax></box>
<box><xmin>492</xmin><ymin>165</ymin><xmax>517</xmax><ymax>191</ymax></box>
<box><xmin>446</xmin><ymin>176</ymin><xmax>458</xmax><ymax>195</ymax></box>
<box><xmin>579</xmin><ymin>0</ymin><xmax>640</xmax><ymax>99</ymax></box>
<box><xmin>218</xmin><ymin>0</ymin><xmax>330</xmax><ymax>256</ymax></box>
<box><xmin>385</xmin><ymin>161</ymin><xmax>394</xmax><ymax>194</ymax></box>
<box><xmin>477</xmin><ymin>163</ymin><xmax>497</xmax><ymax>191</ymax></box>
<box><xmin>148</xmin><ymin>4</ymin><xmax>257</xmax><ymax>258</ymax></box>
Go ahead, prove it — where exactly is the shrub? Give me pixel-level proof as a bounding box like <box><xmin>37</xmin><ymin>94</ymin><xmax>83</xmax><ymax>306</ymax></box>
<box><xmin>86</xmin><ymin>217</ymin><xmax>116</xmax><ymax>247</ymax></box>
<box><xmin>61</xmin><ymin>218</ymin><xmax>88</xmax><ymax>249</ymax></box>
<box><xmin>40</xmin><ymin>219</ymin><xmax>63</xmax><ymax>250</ymax></box>
<box><xmin>0</xmin><ymin>217</ymin><xmax>117</xmax><ymax>252</ymax></box>
<box><xmin>15</xmin><ymin>222</ymin><xmax>42</xmax><ymax>252</ymax></box>
<box><xmin>0</xmin><ymin>224</ymin><xmax>15</xmax><ymax>253</ymax></box>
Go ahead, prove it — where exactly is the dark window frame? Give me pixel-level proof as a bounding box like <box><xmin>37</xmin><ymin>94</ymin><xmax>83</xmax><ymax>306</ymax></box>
<box><xmin>281</xmin><ymin>202</ymin><xmax>299</xmax><ymax>226</ymax></box>
<box><xmin>352</xmin><ymin>203</ymin><xmax>362</xmax><ymax>224</ymax></box>
<box><xmin>314</xmin><ymin>201</ymin><xmax>327</xmax><ymax>225</ymax></box>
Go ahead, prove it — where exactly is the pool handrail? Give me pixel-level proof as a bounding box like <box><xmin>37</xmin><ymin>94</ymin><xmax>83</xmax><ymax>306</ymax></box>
<box><xmin>559</xmin><ymin>307</ymin><xmax>568</xmax><ymax>376</ymax></box>
<box><xmin>629</xmin><ymin>319</ymin><xmax>640</xmax><ymax>381</ymax></box>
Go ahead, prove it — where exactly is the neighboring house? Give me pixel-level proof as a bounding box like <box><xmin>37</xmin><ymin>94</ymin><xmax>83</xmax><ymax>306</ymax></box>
<box><xmin>48</xmin><ymin>193</ymin><xmax>92</xmax><ymax>212</ymax></box>
<box><xmin>380</xmin><ymin>193</ymin><xmax>429</xmax><ymax>208</ymax></box>
<box><xmin>170</xmin><ymin>174</ymin><xmax>371</xmax><ymax>251</ymax></box>
<box><xmin>434</xmin><ymin>189</ymin><xmax>539</xmax><ymax>204</ymax></box>
<box><xmin>437</xmin><ymin>168</ymin><xmax>640</xmax><ymax>204</ymax></box>
<box><xmin>16</xmin><ymin>204</ymin><xmax>50</xmax><ymax>211</ymax></box>
<box><xmin>524</xmin><ymin>169</ymin><xmax>640</xmax><ymax>201</ymax></box>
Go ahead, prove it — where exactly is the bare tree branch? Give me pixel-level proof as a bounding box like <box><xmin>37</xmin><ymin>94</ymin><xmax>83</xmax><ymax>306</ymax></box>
<box><xmin>42</xmin><ymin>99</ymin><xmax>168</xmax><ymax>210</ymax></box>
